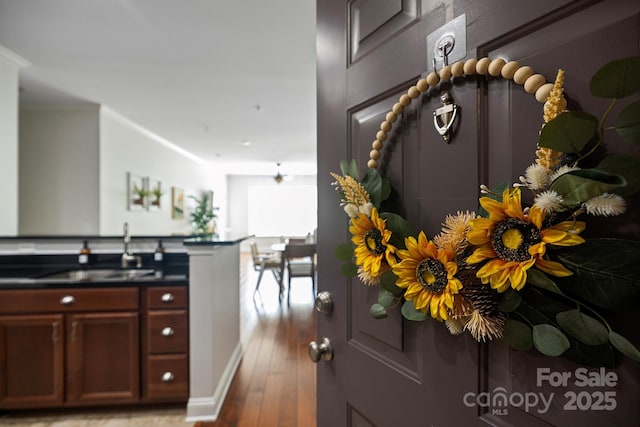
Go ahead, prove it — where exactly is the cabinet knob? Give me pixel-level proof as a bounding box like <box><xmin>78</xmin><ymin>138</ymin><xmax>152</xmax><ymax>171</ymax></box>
<box><xmin>161</xmin><ymin>292</ymin><xmax>175</xmax><ymax>303</ymax></box>
<box><xmin>162</xmin><ymin>372</ymin><xmax>175</xmax><ymax>382</ymax></box>
<box><xmin>60</xmin><ymin>295</ymin><xmax>75</xmax><ymax>305</ymax></box>
<box><xmin>161</xmin><ymin>326</ymin><xmax>175</xmax><ymax>337</ymax></box>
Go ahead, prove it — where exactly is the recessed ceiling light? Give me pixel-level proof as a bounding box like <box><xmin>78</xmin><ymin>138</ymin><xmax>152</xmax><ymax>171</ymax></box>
<box><xmin>242</xmin><ymin>140</ymin><xmax>251</xmax><ymax>146</ymax></box>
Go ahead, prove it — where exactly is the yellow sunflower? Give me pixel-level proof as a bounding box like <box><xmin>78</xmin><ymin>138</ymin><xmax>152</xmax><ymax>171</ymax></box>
<box><xmin>350</xmin><ymin>208</ymin><xmax>397</xmax><ymax>281</ymax></box>
<box><xmin>392</xmin><ymin>231</ymin><xmax>463</xmax><ymax>321</ymax></box>
<box><xmin>466</xmin><ymin>187</ymin><xmax>585</xmax><ymax>292</ymax></box>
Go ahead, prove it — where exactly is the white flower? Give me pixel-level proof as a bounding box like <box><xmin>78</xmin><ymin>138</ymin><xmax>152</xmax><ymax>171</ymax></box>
<box><xmin>524</xmin><ymin>163</ymin><xmax>551</xmax><ymax>190</ymax></box>
<box><xmin>358</xmin><ymin>202</ymin><xmax>374</xmax><ymax>216</ymax></box>
<box><xmin>549</xmin><ymin>165</ymin><xmax>580</xmax><ymax>183</ymax></box>
<box><xmin>584</xmin><ymin>193</ymin><xmax>626</xmax><ymax>217</ymax></box>
<box><xmin>534</xmin><ymin>190</ymin><xmax>564</xmax><ymax>213</ymax></box>
<box><xmin>344</xmin><ymin>203</ymin><xmax>359</xmax><ymax>218</ymax></box>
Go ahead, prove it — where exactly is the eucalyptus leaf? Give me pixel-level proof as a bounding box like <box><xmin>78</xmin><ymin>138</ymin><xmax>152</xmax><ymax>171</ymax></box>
<box><xmin>589</xmin><ymin>56</ymin><xmax>640</xmax><ymax>99</ymax></box>
<box><xmin>401</xmin><ymin>300</ymin><xmax>428</xmax><ymax>321</ymax></box>
<box><xmin>527</xmin><ymin>269</ymin><xmax>564</xmax><ymax>295</ymax></box>
<box><xmin>334</xmin><ymin>243</ymin><xmax>354</xmax><ymax>261</ymax></box>
<box><xmin>340</xmin><ymin>262</ymin><xmax>358</xmax><ymax>277</ymax></box>
<box><xmin>555</xmin><ymin>309</ymin><xmax>609</xmax><ymax>346</ymax></box>
<box><xmin>615</xmin><ymin>101</ymin><xmax>640</xmax><ymax>145</ymax></box>
<box><xmin>497</xmin><ymin>289</ymin><xmax>522</xmax><ymax>312</ymax></box>
<box><xmin>361</xmin><ymin>168</ymin><xmax>383</xmax><ymax>208</ymax></box>
<box><xmin>532</xmin><ymin>324</ymin><xmax>570</xmax><ymax>357</ymax></box>
<box><xmin>596</xmin><ymin>154</ymin><xmax>640</xmax><ymax>196</ymax></box>
<box><xmin>609</xmin><ymin>331</ymin><xmax>640</xmax><ymax>362</ymax></box>
<box><xmin>340</xmin><ymin>159</ymin><xmax>360</xmax><ymax>179</ymax></box>
<box><xmin>500</xmin><ymin>319</ymin><xmax>532</xmax><ymax>350</ymax></box>
<box><xmin>380</xmin><ymin>212</ymin><xmax>414</xmax><ymax>249</ymax></box>
<box><xmin>380</xmin><ymin>269</ymin><xmax>403</xmax><ymax>296</ymax></box>
<box><xmin>369</xmin><ymin>303</ymin><xmax>388</xmax><ymax>319</ymax></box>
<box><xmin>549</xmin><ymin>169</ymin><xmax>626</xmax><ymax>207</ymax></box>
<box><xmin>555</xmin><ymin>239</ymin><xmax>640</xmax><ymax>311</ymax></box>
<box><xmin>377</xmin><ymin>288</ymin><xmax>396</xmax><ymax>308</ymax></box>
<box><xmin>539</xmin><ymin>111</ymin><xmax>598</xmax><ymax>153</ymax></box>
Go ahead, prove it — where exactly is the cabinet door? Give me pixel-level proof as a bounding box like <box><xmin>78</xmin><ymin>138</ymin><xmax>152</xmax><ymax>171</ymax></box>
<box><xmin>66</xmin><ymin>312</ymin><xmax>139</xmax><ymax>405</ymax></box>
<box><xmin>0</xmin><ymin>314</ymin><xmax>64</xmax><ymax>408</ymax></box>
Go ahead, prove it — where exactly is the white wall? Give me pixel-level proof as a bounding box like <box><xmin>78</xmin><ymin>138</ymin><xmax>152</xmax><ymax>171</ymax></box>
<box><xmin>19</xmin><ymin>105</ymin><xmax>100</xmax><ymax>235</ymax></box>
<box><xmin>99</xmin><ymin>107</ymin><xmax>226</xmax><ymax>236</ymax></box>
<box><xmin>0</xmin><ymin>46</ymin><xmax>28</xmax><ymax>236</ymax></box>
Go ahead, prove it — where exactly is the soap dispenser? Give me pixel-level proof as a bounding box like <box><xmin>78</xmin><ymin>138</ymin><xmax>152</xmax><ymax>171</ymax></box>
<box><xmin>154</xmin><ymin>239</ymin><xmax>165</xmax><ymax>278</ymax></box>
<box><xmin>78</xmin><ymin>240</ymin><xmax>91</xmax><ymax>265</ymax></box>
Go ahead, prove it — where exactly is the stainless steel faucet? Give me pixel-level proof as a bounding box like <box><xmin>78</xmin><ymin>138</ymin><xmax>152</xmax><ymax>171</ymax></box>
<box><xmin>121</xmin><ymin>222</ymin><xmax>142</xmax><ymax>268</ymax></box>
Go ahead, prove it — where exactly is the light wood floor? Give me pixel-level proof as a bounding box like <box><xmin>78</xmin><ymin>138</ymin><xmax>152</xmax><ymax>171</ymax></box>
<box><xmin>0</xmin><ymin>252</ymin><xmax>317</xmax><ymax>427</ymax></box>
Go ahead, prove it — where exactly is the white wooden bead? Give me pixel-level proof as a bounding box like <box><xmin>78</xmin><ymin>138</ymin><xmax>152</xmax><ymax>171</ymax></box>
<box><xmin>386</xmin><ymin>111</ymin><xmax>397</xmax><ymax>123</ymax></box>
<box><xmin>463</xmin><ymin>58</ymin><xmax>478</xmax><ymax>75</ymax></box>
<box><xmin>513</xmin><ymin>66</ymin><xmax>534</xmax><ymax>85</ymax></box>
<box><xmin>372</xmin><ymin>140</ymin><xmax>383</xmax><ymax>150</ymax></box>
<box><xmin>367</xmin><ymin>159</ymin><xmax>378</xmax><ymax>169</ymax></box>
<box><xmin>416</xmin><ymin>79</ymin><xmax>429</xmax><ymax>92</ymax></box>
<box><xmin>439</xmin><ymin>65</ymin><xmax>452</xmax><ymax>81</ymax></box>
<box><xmin>408</xmin><ymin>86</ymin><xmax>420</xmax><ymax>99</ymax></box>
<box><xmin>380</xmin><ymin>121</ymin><xmax>391</xmax><ymax>132</ymax></box>
<box><xmin>370</xmin><ymin>149</ymin><xmax>381</xmax><ymax>160</ymax></box>
<box><xmin>501</xmin><ymin>61</ymin><xmax>520</xmax><ymax>80</ymax></box>
<box><xmin>524</xmin><ymin>74</ymin><xmax>546</xmax><ymax>94</ymax></box>
<box><xmin>392</xmin><ymin>103</ymin><xmax>404</xmax><ymax>114</ymax></box>
<box><xmin>476</xmin><ymin>57</ymin><xmax>491</xmax><ymax>75</ymax></box>
<box><xmin>451</xmin><ymin>61</ymin><xmax>465</xmax><ymax>77</ymax></box>
<box><xmin>488</xmin><ymin>58</ymin><xmax>506</xmax><ymax>77</ymax></box>
<box><xmin>376</xmin><ymin>130</ymin><xmax>387</xmax><ymax>141</ymax></box>
<box><xmin>535</xmin><ymin>82</ymin><xmax>554</xmax><ymax>103</ymax></box>
<box><xmin>426</xmin><ymin>71</ymin><xmax>440</xmax><ymax>86</ymax></box>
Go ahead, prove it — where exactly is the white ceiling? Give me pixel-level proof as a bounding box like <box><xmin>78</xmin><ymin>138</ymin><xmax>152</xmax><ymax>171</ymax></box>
<box><xmin>0</xmin><ymin>0</ymin><xmax>317</xmax><ymax>176</ymax></box>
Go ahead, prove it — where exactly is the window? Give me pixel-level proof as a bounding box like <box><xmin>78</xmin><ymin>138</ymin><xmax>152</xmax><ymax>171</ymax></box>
<box><xmin>248</xmin><ymin>185</ymin><xmax>317</xmax><ymax>237</ymax></box>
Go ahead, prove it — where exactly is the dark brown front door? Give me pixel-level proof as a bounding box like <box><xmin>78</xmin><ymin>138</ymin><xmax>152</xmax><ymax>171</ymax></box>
<box><xmin>316</xmin><ymin>1</ymin><xmax>640</xmax><ymax>426</ymax></box>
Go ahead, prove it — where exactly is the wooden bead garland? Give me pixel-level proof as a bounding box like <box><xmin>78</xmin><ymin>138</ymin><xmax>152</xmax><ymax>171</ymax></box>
<box><xmin>367</xmin><ymin>57</ymin><xmax>551</xmax><ymax>169</ymax></box>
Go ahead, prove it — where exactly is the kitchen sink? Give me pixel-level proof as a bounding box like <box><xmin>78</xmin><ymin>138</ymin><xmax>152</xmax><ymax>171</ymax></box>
<box><xmin>41</xmin><ymin>268</ymin><xmax>156</xmax><ymax>281</ymax></box>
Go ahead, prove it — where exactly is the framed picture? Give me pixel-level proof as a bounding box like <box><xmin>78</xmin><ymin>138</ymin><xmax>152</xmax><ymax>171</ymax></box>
<box><xmin>127</xmin><ymin>173</ymin><xmax>148</xmax><ymax>211</ymax></box>
<box><xmin>171</xmin><ymin>187</ymin><xmax>184</xmax><ymax>219</ymax></box>
<box><xmin>148</xmin><ymin>178</ymin><xmax>163</xmax><ymax>211</ymax></box>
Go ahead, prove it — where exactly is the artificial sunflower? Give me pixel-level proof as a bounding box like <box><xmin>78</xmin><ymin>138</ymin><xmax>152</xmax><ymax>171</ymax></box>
<box><xmin>350</xmin><ymin>208</ymin><xmax>397</xmax><ymax>282</ymax></box>
<box><xmin>466</xmin><ymin>187</ymin><xmax>585</xmax><ymax>292</ymax></box>
<box><xmin>393</xmin><ymin>231</ymin><xmax>463</xmax><ymax>321</ymax></box>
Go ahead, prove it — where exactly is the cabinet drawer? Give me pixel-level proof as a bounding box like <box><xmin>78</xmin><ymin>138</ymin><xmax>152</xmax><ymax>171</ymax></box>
<box><xmin>145</xmin><ymin>354</ymin><xmax>188</xmax><ymax>400</ymax></box>
<box><xmin>0</xmin><ymin>288</ymin><xmax>139</xmax><ymax>314</ymax></box>
<box><xmin>145</xmin><ymin>286</ymin><xmax>187</xmax><ymax>309</ymax></box>
<box><xmin>147</xmin><ymin>310</ymin><xmax>188</xmax><ymax>353</ymax></box>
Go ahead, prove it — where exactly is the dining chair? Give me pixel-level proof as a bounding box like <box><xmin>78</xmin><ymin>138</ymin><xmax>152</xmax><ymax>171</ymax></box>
<box><xmin>250</xmin><ymin>242</ymin><xmax>284</xmax><ymax>297</ymax></box>
<box><xmin>284</xmin><ymin>243</ymin><xmax>316</xmax><ymax>302</ymax></box>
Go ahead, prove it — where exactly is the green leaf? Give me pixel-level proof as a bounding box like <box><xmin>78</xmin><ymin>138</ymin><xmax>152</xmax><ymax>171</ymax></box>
<box><xmin>340</xmin><ymin>159</ymin><xmax>360</xmax><ymax>179</ymax></box>
<box><xmin>555</xmin><ymin>309</ymin><xmax>609</xmax><ymax>346</ymax></box>
<box><xmin>377</xmin><ymin>288</ymin><xmax>396</xmax><ymax>308</ymax></box>
<box><xmin>615</xmin><ymin>101</ymin><xmax>640</xmax><ymax>145</ymax></box>
<box><xmin>549</xmin><ymin>169</ymin><xmax>626</xmax><ymax>207</ymax></box>
<box><xmin>401</xmin><ymin>300</ymin><xmax>428</xmax><ymax>321</ymax></box>
<box><xmin>497</xmin><ymin>289</ymin><xmax>522</xmax><ymax>312</ymax></box>
<box><xmin>334</xmin><ymin>243</ymin><xmax>354</xmax><ymax>261</ymax></box>
<box><xmin>539</xmin><ymin>111</ymin><xmax>598</xmax><ymax>153</ymax></box>
<box><xmin>527</xmin><ymin>269</ymin><xmax>564</xmax><ymax>295</ymax></box>
<box><xmin>340</xmin><ymin>262</ymin><xmax>358</xmax><ymax>277</ymax></box>
<box><xmin>500</xmin><ymin>319</ymin><xmax>532</xmax><ymax>350</ymax></box>
<box><xmin>380</xmin><ymin>212</ymin><xmax>413</xmax><ymax>249</ymax></box>
<box><xmin>590</xmin><ymin>56</ymin><xmax>640</xmax><ymax>99</ymax></box>
<box><xmin>596</xmin><ymin>154</ymin><xmax>640</xmax><ymax>196</ymax></box>
<box><xmin>609</xmin><ymin>331</ymin><xmax>640</xmax><ymax>362</ymax></box>
<box><xmin>369</xmin><ymin>303</ymin><xmax>388</xmax><ymax>319</ymax></box>
<box><xmin>361</xmin><ymin>168</ymin><xmax>383</xmax><ymax>208</ymax></box>
<box><xmin>532</xmin><ymin>324</ymin><xmax>570</xmax><ymax>357</ymax></box>
<box><xmin>555</xmin><ymin>239</ymin><xmax>640</xmax><ymax>311</ymax></box>
<box><xmin>379</xmin><ymin>269</ymin><xmax>403</xmax><ymax>296</ymax></box>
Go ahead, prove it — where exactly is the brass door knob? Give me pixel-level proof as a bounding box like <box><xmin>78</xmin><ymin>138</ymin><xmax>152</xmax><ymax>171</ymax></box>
<box><xmin>308</xmin><ymin>337</ymin><xmax>333</xmax><ymax>363</ymax></box>
<box><xmin>314</xmin><ymin>291</ymin><xmax>333</xmax><ymax>314</ymax></box>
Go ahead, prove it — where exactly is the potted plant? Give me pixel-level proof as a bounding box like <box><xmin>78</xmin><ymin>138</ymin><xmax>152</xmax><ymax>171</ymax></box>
<box><xmin>132</xmin><ymin>182</ymin><xmax>149</xmax><ymax>206</ymax></box>
<box><xmin>189</xmin><ymin>193</ymin><xmax>218</xmax><ymax>235</ymax></box>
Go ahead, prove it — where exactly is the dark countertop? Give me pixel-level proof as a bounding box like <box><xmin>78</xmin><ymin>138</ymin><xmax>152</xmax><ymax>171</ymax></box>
<box><xmin>0</xmin><ymin>274</ymin><xmax>188</xmax><ymax>290</ymax></box>
<box><xmin>183</xmin><ymin>233</ymin><xmax>251</xmax><ymax>246</ymax></box>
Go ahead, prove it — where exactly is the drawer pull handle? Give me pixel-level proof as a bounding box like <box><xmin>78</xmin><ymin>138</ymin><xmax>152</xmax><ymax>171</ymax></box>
<box><xmin>162</xmin><ymin>327</ymin><xmax>175</xmax><ymax>337</ymax></box>
<box><xmin>60</xmin><ymin>295</ymin><xmax>75</xmax><ymax>305</ymax></box>
<box><xmin>162</xmin><ymin>372</ymin><xmax>175</xmax><ymax>382</ymax></box>
<box><xmin>161</xmin><ymin>293</ymin><xmax>174</xmax><ymax>303</ymax></box>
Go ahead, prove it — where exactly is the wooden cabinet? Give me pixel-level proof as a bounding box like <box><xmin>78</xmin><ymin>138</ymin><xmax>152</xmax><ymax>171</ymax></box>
<box><xmin>141</xmin><ymin>286</ymin><xmax>189</xmax><ymax>401</ymax></box>
<box><xmin>0</xmin><ymin>287</ymin><xmax>139</xmax><ymax>409</ymax></box>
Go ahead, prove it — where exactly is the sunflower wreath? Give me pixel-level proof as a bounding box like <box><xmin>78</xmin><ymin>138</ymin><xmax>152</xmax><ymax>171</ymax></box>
<box><xmin>331</xmin><ymin>56</ymin><xmax>640</xmax><ymax>368</ymax></box>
